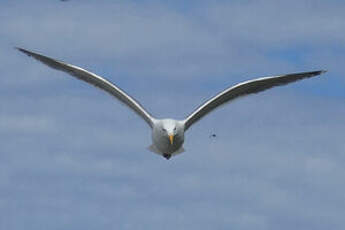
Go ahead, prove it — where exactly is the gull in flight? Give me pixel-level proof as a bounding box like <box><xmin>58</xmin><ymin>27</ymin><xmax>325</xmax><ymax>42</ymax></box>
<box><xmin>17</xmin><ymin>48</ymin><xmax>326</xmax><ymax>159</ymax></box>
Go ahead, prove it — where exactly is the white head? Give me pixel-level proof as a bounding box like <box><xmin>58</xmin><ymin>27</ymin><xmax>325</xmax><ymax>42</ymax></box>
<box><xmin>158</xmin><ymin>119</ymin><xmax>180</xmax><ymax>144</ymax></box>
<box><xmin>152</xmin><ymin>119</ymin><xmax>185</xmax><ymax>154</ymax></box>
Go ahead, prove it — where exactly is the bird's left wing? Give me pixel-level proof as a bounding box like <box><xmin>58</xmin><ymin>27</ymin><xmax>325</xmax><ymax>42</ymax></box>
<box><xmin>17</xmin><ymin>47</ymin><xmax>155</xmax><ymax>127</ymax></box>
<box><xmin>184</xmin><ymin>70</ymin><xmax>326</xmax><ymax>130</ymax></box>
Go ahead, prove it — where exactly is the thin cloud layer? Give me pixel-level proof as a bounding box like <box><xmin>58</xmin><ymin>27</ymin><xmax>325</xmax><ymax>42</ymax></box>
<box><xmin>1</xmin><ymin>0</ymin><xmax>344</xmax><ymax>230</ymax></box>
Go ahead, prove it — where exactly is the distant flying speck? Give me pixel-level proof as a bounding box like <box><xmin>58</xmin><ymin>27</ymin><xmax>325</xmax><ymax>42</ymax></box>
<box><xmin>16</xmin><ymin>47</ymin><xmax>326</xmax><ymax>160</ymax></box>
<box><xmin>210</xmin><ymin>134</ymin><xmax>217</xmax><ymax>138</ymax></box>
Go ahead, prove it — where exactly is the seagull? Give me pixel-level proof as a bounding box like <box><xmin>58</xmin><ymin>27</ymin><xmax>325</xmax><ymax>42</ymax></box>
<box><xmin>16</xmin><ymin>47</ymin><xmax>326</xmax><ymax>160</ymax></box>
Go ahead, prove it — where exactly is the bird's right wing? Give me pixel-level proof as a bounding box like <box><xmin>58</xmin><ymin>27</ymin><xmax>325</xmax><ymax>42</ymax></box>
<box><xmin>17</xmin><ymin>47</ymin><xmax>154</xmax><ymax>127</ymax></box>
<box><xmin>184</xmin><ymin>70</ymin><xmax>326</xmax><ymax>130</ymax></box>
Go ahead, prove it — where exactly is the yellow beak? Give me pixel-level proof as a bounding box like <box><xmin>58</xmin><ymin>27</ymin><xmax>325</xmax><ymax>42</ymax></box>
<box><xmin>169</xmin><ymin>135</ymin><xmax>174</xmax><ymax>145</ymax></box>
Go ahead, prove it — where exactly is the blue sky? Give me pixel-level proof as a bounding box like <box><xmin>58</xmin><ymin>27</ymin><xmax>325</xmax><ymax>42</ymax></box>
<box><xmin>1</xmin><ymin>0</ymin><xmax>345</xmax><ymax>229</ymax></box>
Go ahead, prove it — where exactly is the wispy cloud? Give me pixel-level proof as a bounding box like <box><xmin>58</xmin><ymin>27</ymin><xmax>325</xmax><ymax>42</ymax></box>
<box><xmin>1</xmin><ymin>0</ymin><xmax>344</xmax><ymax>230</ymax></box>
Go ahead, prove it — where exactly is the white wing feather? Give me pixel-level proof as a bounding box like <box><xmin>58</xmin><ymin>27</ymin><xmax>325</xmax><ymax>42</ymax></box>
<box><xmin>17</xmin><ymin>47</ymin><xmax>154</xmax><ymax>127</ymax></box>
<box><xmin>184</xmin><ymin>70</ymin><xmax>326</xmax><ymax>130</ymax></box>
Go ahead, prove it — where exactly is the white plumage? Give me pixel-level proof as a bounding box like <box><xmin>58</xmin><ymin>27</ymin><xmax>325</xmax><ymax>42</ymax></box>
<box><xmin>17</xmin><ymin>47</ymin><xmax>326</xmax><ymax>159</ymax></box>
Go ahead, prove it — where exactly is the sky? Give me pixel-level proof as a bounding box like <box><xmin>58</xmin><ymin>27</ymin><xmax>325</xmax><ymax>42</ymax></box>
<box><xmin>1</xmin><ymin>0</ymin><xmax>345</xmax><ymax>229</ymax></box>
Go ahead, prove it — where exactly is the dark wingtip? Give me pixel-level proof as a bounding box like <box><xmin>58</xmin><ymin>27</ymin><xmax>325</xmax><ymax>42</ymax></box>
<box><xmin>305</xmin><ymin>70</ymin><xmax>327</xmax><ymax>77</ymax></box>
<box><xmin>15</xmin><ymin>47</ymin><xmax>32</xmax><ymax>56</ymax></box>
<box><xmin>14</xmin><ymin>46</ymin><xmax>24</xmax><ymax>52</ymax></box>
<box><xmin>314</xmin><ymin>70</ymin><xmax>327</xmax><ymax>75</ymax></box>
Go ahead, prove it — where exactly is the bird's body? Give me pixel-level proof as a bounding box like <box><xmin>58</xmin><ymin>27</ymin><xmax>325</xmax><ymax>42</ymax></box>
<box><xmin>150</xmin><ymin>119</ymin><xmax>185</xmax><ymax>159</ymax></box>
<box><xmin>17</xmin><ymin>47</ymin><xmax>326</xmax><ymax>159</ymax></box>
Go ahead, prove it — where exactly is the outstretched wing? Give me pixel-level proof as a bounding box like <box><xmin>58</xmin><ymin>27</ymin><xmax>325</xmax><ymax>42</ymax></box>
<box><xmin>17</xmin><ymin>47</ymin><xmax>154</xmax><ymax>127</ymax></box>
<box><xmin>184</xmin><ymin>70</ymin><xmax>326</xmax><ymax>130</ymax></box>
